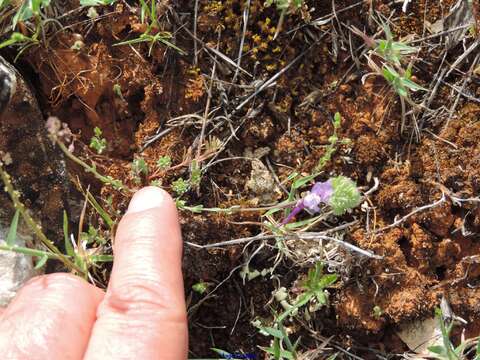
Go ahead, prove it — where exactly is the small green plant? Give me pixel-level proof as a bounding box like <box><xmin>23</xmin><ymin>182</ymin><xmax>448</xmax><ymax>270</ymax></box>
<box><xmin>315</xmin><ymin>112</ymin><xmax>350</xmax><ymax>172</ymax></box>
<box><xmin>328</xmin><ymin>176</ymin><xmax>361</xmax><ymax>216</ymax></box>
<box><xmin>277</xmin><ymin>262</ymin><xmax>337</xmax><ymax>323</ymax></box>
<box><xmin>372</xmin><ymin>305</ymin><xmax>383</xmax><ymax>319</ymax></box>
<box><xmin>382</xmin><ymin>64</ymin><xmax>426</xmax><ymax>99</ymax></box>
<box><xmin>172</xmin><ymin>178</ymin><xmax>190</xmax><ymax>196</ymax></box>
<box><xmin>131</xmin><ymin>157</ymin><xmax>148</xmax><ymax>184</ymax></box>
<box><xmin>89</xmin><ymin>127</ymin><xmax>107</xmax><ymax>154</ymax></box>
<box><xmin>114</xmin><ymin>0</ymin><xmax>185</xmax><ymax>56</ymax></box>
<box><xmin>112</xmin><ymin>84</ymin><xmax>124</xmax><ymax>100</ymax></box>
<box><xmin>190</xmin><ymin>160</ymin><xmax>201</xmax><ymax>187</ymax></box>
<box><xmin>192</xmin><ymin>281</ymin><xmax>210</xmax><ymax>294</ymax></box>
<box><xmin>156</xmin><ymin>156</ymin><xmax>171</xmax><ymax>170</ymax></box>
<box><xmin>255</xmin><ymin>320</ymin><xmax>300</xmax><ymax>360</ymax></box>
<box><xmin>0</xmin><ymin>0</ymin><xmax>51</xmax><ymax>57</ymax></box>
<box><xmin>374</xmin><ymin>21</ymin><xmax>417</xmax><ymax>66</ymax></box>
<box><xmin>80</xmin><ymin>225</ymin><xmax>107</xmax><ymax>246</ymax></box>
<box><xmin>0</xmin><ymin>32</ymin><xmax>37</xmax><ymax>50</ymax></box>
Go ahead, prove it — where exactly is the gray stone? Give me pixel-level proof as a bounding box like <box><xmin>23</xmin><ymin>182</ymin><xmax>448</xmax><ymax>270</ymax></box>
<box><xmin>0</xmin><ymin>234</ymin><xmax>36</xmax><ymax>307</ymax></box>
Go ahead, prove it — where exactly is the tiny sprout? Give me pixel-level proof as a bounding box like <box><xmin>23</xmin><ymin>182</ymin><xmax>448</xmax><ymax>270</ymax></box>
<box><xmin>89</xmin><ymin>127</ymin><xmax>107</xmax><ymax>154</ymax></box>
<box><xmin>172</xmin><ymin>178</ymin><xmax>190</xmax><ymax>196</ymax></box>
<box><xmin>131</xmin><ymin>157</ymin><xmax>148</xmax><ymax>183</ymax></box>
<box><xmin>192</xmin><ymin>281</ymin><xmax>210</xmax><ymax>294</ymax></box>
<box><xmin>373</xmin><ymin>305</ymin><xmax>383</xmax><ymax>319</ymax></box>
<box><xmin>190</xmin><ymin>160</ymin><xmax>201</xmax><ymax>186</ymax></box>
<box><xmin>156</xmin><ymin>156</ymin><xmax>171</xmax><ymax>170</ymax></box>
<box><xmin>113</xmin><ymin>84</ymin><xmax>124</xmax><ymax>99</ymax></box>
<box><xmin>333</xmin><ymin>112</ymin><xmax>342</xmax><ymax>128</ymax></box>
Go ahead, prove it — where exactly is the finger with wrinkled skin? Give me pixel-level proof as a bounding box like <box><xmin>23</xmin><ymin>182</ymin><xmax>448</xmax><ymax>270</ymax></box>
<box><xmin>0</xmin><ymin>273</ymin><xmax>104</xmax><ymax>360</ymax></box>
<box><xmin>84</xmin><ymin>187</ymin><xmax>188</xmax><ymax>360</ymax></box>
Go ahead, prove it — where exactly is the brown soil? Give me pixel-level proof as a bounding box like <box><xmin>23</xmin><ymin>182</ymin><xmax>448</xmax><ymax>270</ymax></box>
<box><xmin>2</xmin><ymin>0</ymin><xmax>480</xmax><ymax>357</ymax></box>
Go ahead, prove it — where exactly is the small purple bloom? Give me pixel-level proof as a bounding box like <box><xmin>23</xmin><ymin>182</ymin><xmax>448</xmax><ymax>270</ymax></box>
<box><xmin>281</xmin><ymin>180</ymin><xmax>334</xmax><ymax>225</ymax></box>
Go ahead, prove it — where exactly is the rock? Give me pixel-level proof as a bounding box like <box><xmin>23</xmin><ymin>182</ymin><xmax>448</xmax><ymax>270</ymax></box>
<box><xmin>396</xmin><ymin>317</ymin><xmax>442</xmax><ymax>355</ymax></box>
<box><xmin>0</xmin><ymin>56</ymin><xmax>74</xmax><ymax>304</ymax></box>
<box><xmin>0</xmin><ymin>55</ymin><xmax>72</xmax><ymax>243</ymax></box>
<box><xmin>0</xmin><ymin>234</ymin><xmax>36</xmax><ymax>307</ymax></box>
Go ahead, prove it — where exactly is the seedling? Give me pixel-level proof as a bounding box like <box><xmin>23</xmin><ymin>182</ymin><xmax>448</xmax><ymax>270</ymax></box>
<box><xmin>374</xmin><ymin>21</ymin><xmax>417</xmax><ymax>66</ymax></box>
<box><xmin>172</xmin><ymin>178</ymin><xmax>190</xmax><ymax>196</ymax></box>
<box><xmin>372</xmin><ymin>305</ymin><xmax>383</xmax><ymax>319</ymax></box>
<box><xmin>190</xmin><ymin>160</ymin><xmax>202</xmax><ymax>187</ymax></box>
<box><xmin>112</xmin><ymin>84</ymin><xmax>124</xmax><ymax>100</ymax></box>
<box><xmin>382</xmin><ymin>64</ymin><xmax>427</xmax><ymax>99</ymax></box>
<box><xmin>254</xmin><ymin>320</ymin><xmax>300</xmax><ymax>360</ymax></box>
<box><xmin>131</xmin><ymin>156</ymin><xmax>148</xmax><ymax>184</ymax></box>
<box><xmin>277</xmin><ymin>262</ymin><xmax>337</xmax><ymax>323</ymax></box>
<box><xmin>156</xmin><ymin>156</ymin><xmax>171</xmax><ymax>170</ymax></box>
<box><xmin>89</xmin><ymin>127</ymin><xmax>107</xmax><ymax>154</ymax></box>
<box><xmin>192</xmin><ymin>281</ymin><xmax>210</xmax><ymax>294</ymax></box>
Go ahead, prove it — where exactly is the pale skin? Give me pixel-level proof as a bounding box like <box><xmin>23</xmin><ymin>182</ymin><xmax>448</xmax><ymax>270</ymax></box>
<box><xmin>0</xmin><ymin>187</ymin><xmax>188</xmax><ymax>359</ymax></box>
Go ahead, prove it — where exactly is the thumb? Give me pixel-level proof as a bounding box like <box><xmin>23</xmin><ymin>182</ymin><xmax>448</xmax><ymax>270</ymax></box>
<box><xmin>85</xmin><ymin>187</ymin><xmax>188</xmax><ymax>360</ymax></box>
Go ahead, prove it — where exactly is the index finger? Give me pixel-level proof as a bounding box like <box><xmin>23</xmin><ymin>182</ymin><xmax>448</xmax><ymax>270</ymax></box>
<box><xmin>84</xmin><ymin>187</ymin><xmax>188</xmax><ymax>359</ymax></box>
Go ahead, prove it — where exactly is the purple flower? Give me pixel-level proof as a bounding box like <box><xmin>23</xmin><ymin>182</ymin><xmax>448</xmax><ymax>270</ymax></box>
<box><xmin>281</xmin><ymin>180</ymin><xmax>334</xmax><ymax>225</ymax></box>
<box><xmin>304</xmin><ymin>180</ymin><xmax>333</xmax><ymax>212</ymax></box>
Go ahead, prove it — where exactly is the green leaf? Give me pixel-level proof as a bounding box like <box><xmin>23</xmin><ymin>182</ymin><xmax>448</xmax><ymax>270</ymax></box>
<box><xmin>328</xmin><ymin>176</ymin><xmax>361</xmax><ymax>215</ymax></box>
<box><xmin>86</xmin><ymin>193</ymin><xmax>113</xmax><ymax>229</ymax></box>
<box><xmin>292</xmin><ymin>173</ymin><xmax>317</xmax><ymax>189</ymax></box>
<box><xmin>261</xmin><ymin>345</ymin><xmax>294</xmax><ymax>360</ymax></box>
<box><xmin>63</xmin><ymin>211</ymin><xmax>75</xmax><ymax>257</ymax></box>
<box><xmin>89</xmin><ymin>254</ymin><xmax>113</xmax><ymax>262</ymax></box>
<box><xmin>6</xmin><ymin>210</ymin><xmax>20</xmax><ymax>246</ymax></box>
<box><xmin>315</xmin><ymin>291</ymin><xmax>327</xmax><ymax>305</ymax></box>
<box><xmin>395</xmin><ymin>83</ymin><xmax>408</xmax><ymax>98</ymax></box>
<box><xmin>12</xmin><ymin>3</ymin><xmax>32</xmax><ymax>26</ymax></box>
<box><xmin>401</xmin><ymin>78</ymin><xmax>427</xmax><ymax>92</ymax></box>
<box><xmin>34</xmin><ymin>254</ymin><xmax>49</xmax><ymax>269</ymax></box>
<box><xmin>392</xmin><ymin>43</ymin><xmax>416</xmax><ymax>55</ymax></box>
<box><xmin>428</xmin><ymin>345</ymin><xmax>446</xmax><ymax>355</ymax></box>
<box><xmin>333</xmin><ymin>112</ymin><xmax>341</xmax><ymax>128</ymax></box>
<box><xmin>382</xmin><ymin>66</ymin><xmax>396</xmax><ymax>83</ymax></box>
<box><xmin>211</xmin><ymin>348</ymin><xmax>230</xmax><ymax>357</ymax></box>
<box><xmin>317</xmin><ymin>273</ymin><xmax>338</xmax><ymax>289</ymax></box>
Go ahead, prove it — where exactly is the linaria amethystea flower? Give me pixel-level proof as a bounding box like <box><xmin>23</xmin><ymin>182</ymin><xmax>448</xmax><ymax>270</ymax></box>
<box><xmin>281</xmin><ymin>176</ymin><xmax>360</xmax><ymax>225</ymax></box>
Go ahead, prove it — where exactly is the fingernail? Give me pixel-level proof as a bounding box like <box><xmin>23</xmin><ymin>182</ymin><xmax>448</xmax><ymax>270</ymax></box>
<box><xmin>127</xmin><ymin>186</ymin><xmax>166</xmax><ymax>214</ymax></box>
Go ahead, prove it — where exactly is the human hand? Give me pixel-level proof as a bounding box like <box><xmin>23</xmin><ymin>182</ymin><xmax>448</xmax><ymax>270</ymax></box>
<box><xmin>0</xmin><ymin>187</ymin><xmax>188</xmax><ymax>359</ymax></box>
